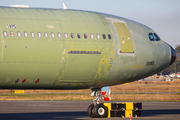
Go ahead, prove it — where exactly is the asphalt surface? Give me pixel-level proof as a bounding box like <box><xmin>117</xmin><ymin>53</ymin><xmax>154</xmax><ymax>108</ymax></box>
<box><xmin>0</xmin><ymin>101</ymin><xmax>180</xmax><ymax>120</ymax></box>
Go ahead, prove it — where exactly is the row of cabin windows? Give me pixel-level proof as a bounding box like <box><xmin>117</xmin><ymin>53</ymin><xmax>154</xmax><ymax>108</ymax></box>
<box><xmin>3</xmin><ymin>31</ymin><xmax>112</xmax><ymax>40</ymax></box>
<box><xmin>148</xmin><ymin>33</ymin><xmax>160</xmax><ymax>41</ymax></box>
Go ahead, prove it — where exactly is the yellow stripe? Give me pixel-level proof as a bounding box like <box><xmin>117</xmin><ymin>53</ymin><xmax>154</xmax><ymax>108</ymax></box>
<box><xmin>126</xmin><ymin>102</ymin><xmax>133</xmax><ymax>110</ymax></box>
<box><xmin>125</xmin><ymin>110</ymin><xmax>133</xmax><ymax>117</ymax></box>
<box><xmin>103</xmin><ymin>103</ymin><xmax>111</xmax><ymax>118</ymax></box>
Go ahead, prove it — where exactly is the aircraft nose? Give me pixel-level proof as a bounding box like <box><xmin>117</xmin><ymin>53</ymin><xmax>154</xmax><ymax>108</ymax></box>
<box><xmin>169</xmin><ymin>46</ymin><xmax>177</xmax><ymax>66</ymax></box>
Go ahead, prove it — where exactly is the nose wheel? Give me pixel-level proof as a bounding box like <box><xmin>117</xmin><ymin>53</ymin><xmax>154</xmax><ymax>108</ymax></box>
<box><xmin>87</xmin><ymin>88</ymin><xmax>108</xmax><ymax>118</ymax></box>
<box><xmin>87</xmin><ymin>103</ymin><xmax>107</xmax><ymax>118</ymax></box>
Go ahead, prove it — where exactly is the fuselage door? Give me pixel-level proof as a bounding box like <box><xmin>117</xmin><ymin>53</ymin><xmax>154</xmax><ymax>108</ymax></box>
<box><xmin>113</xmin><ymin>22</ymin><xmax>134</xmax><ymax>53</ymax></box>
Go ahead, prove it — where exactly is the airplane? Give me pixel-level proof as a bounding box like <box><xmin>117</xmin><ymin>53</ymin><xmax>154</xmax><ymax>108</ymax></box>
<box><xmin>0</xmin><ymin>5</ymin><xmax>177</xmax><ymax>118</ymax></box>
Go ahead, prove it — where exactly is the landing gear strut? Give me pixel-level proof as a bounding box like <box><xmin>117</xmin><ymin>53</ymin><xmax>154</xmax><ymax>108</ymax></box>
<box><xmin>87</xmin><ymin>88</ymin><xmax>107</xmax><ymax>118</ymax></box>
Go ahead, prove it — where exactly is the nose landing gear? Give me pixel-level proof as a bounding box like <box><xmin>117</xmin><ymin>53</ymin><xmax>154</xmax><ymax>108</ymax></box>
<box><xmin>87</xmin><ymin>88</ymin><xmax>108</xmax><ymax>118</ymax></box>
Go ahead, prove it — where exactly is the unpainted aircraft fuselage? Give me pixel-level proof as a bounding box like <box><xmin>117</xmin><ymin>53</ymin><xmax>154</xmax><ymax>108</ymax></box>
<box><xmin>0</xmin><ymin>7</ymin><xmax>177</xmax><ymax>89</ymax></box>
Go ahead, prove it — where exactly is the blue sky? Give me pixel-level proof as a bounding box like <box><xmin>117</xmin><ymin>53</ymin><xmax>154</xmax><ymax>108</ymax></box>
<box><xmin>1</xmin><ymin>0</ymin><xmax>180</xmax><ymax>48</ymax></box>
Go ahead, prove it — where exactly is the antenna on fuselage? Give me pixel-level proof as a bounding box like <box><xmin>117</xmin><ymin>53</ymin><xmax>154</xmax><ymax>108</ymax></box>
<box><xmin>62</xmin><ymin>3</ymin><xmax>67</xmax><ymax>10</ymax></box>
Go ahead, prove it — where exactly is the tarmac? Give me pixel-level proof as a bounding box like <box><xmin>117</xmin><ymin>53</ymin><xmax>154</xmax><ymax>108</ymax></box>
<box><xmin>0</xmin><ymin>101</ymin><xmax>180</xmax><ymax>120</ymax></box>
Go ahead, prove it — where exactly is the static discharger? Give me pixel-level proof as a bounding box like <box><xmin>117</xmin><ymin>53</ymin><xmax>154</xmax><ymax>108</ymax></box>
<box><xmin>35</xmin><ymin>78</ymin><xmax>40</xmax><ymax>84</ymax></box>
<box><xmin>22</xmin><ymin>78</ymin><xmax>26</xmax><ymax>84</ymax></box>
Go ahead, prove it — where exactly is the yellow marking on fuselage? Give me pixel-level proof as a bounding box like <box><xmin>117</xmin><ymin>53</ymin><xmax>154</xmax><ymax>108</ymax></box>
<box><xmin>142</xmin><ymin>65</ymin><xmax>145</xmax><ymax>68</ymax></box>
<box><xmin>47</xmin><ymin>25</ymin><xmax>54</xmax><ymax>28</ymax></box>
<box><xmin>135</xmin><ymin>64</ymin><xmax>138</xmax><ymax>69</ymax></box>
<box><xmin>138</xmin><ymin>63</ymin><xmax>141</xmax><ymax>68</ymax></box>
<box><xmin>56</xmin><ymin>71</ymin><xmax>65</xmax><ymax>84</ymax></box>
<box><xmin>63</xmin><ymin>49</ymin><xmax>66</xmax><ymax>55</ymax></box>
<box><xmin>110</xmin><ymin>51</ymin><xmax>114</xmax><ymax>53</ymax></box>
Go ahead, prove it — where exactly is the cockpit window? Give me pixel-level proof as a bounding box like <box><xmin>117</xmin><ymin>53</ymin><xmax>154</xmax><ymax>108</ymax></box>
<box><xmin>154</xmin><ymin>33</ymin><xmax>160</xmax><ymax>41</ymax></box>
<box><xmin>148</xmin><ymin>33</ymin><xmax>154</xmax><ymax>41</ymax></box>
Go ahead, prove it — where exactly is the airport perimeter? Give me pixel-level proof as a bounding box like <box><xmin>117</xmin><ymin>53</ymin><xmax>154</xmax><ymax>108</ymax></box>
<box><xmin>0</xmin><ymin>79</ymin><xmax>180</xmax><ymax>102</ymax></box>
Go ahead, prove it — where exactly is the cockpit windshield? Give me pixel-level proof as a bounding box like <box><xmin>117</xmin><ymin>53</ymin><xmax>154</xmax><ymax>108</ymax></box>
<box><xmin>154</xmin><ymin>33</ymin><xmax>160</xmax><ymax>41</ymax></box>
<box><xmin>148</xmin><ymin>33</ymin><xmax>160</xmax><ymax>41</ymax></box>
<box><xmin>148</xmin><ymin>33</ymin><xmax>154</xmax><ymax>41</ymax></box>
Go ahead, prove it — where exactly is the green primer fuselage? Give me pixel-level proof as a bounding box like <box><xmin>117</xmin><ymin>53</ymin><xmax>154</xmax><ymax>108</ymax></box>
<box><xmin>0</xmin><ymin>7</ymin><xmax>172</xmax><ymax>89</ymax></box>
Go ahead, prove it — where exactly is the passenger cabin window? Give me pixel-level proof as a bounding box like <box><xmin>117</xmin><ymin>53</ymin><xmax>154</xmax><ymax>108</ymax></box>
<box><xmin>44</xmin><ymin>32</ymin><xmax>48</xmax><ymax>38</ymax></box>
<box><xmin>3</xmin><ymin>31</ymin><xmax>7</xmax><ymax>37</ymax></box>
<box><xmin>17</xmin><ymin>31</ymin><xmax>21</xmax><ymax>37</ymax></box>
<box><xmin>108</xmin><ymin>34</ymin><xmax>111</xmax><ymax>39</ymax></box>
<box><xmin>148</xmin><ymin>33</ymin><xmax>154</xmax><ymax>41</ymax></box>
<box><xmin>64</xmin><ymin>33</ymin><xmax>68</xmax><ymax>38</ymax></box>
<box><xmin>57</xmin><ymin>33</ymin><xmax>61</xmax><ymax>38</ymax></box>
<box><xmin>84</xmin><ymin>34</ymin><xmax>87</xmax><ymax>39</ymax></box>
<box><xmin>154</xmin><ymin>33</ymin><xmax>160</xmax><ymax>41</ymax></box>
<box><xmin>71</xmin><ymin>33</ymin><xmax>75</xmax><ymax>39</ymax></box>
<box><xmin>24</xmin><ymin>32</ymin><xmax>28</xmax><ymax>37</ymax></box>
<box><xmin>10</xmin><ymin>31</ymin><xmax>14</xmax><ymax>37</ymax></box>
<box><xmin>96</xmin><ymin>34</ymin><xmax>100</xmax><ymax>39</ymax></box>
<box><xmin>90</xmin><ymin>34</ymin><xmax>94</xmax><ymax>39</ymax></box>
<box><xmin>102</xmin><ymin>34</ymin><xmax>106</xmax><ymax>39</ymax></box>
<box><xmin>31</xmin><ymin>32</ymin><xmax>35</xmax><ymax>38</ymax></box>
<box><xmin>51</xmin><ymin>32</ymin><xmax>55</xmax><ymax>38</ymax></box>
<box><xmin>37</xmin><ymin>32</ymin><xmax>41</xmax><ymax>38</ymax></box>
<box><xmin>77</xmin><ymin>33</ymin><xmax>81</xmax><ymax>39</ymax></box>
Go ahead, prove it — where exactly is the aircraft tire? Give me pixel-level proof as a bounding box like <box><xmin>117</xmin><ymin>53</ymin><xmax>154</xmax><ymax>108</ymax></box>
<box><xmin>87</xmin><ymin>104</ymin><xmax>94</xmax><ymax>117</ymax></box>
<box><xmin>93</xmin><ymin>103</ymin><xmax>107</xmax><ymax>118</ymax></box>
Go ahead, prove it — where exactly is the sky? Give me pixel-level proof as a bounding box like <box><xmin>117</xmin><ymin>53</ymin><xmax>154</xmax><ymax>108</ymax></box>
<box><xmin>0</xmin><ymin>0</ymin><xmax>180</xmax><ymax>48</ymax></box>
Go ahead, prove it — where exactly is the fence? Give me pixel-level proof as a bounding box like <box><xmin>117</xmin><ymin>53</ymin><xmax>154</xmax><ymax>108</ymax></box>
<box><xmin>111</xmin><ymin>88</ymin><xmax>180</xmax><ymax>101</ymax></box>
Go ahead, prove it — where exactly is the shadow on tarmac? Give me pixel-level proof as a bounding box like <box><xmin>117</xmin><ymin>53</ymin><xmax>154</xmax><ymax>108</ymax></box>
<box><xmin>142</xmin><ymin>109</ymin><xmax>180</xmax><ymax>117</ymax></box>
<box><xmin>0</xmin><ymin>111</ymin><xmax>88</xmax><ymax>120</ymax></box>
<box><xmin>0</xmin><ymin>109</ymin><xmax>180</xmax><ymax>120</ymax></box>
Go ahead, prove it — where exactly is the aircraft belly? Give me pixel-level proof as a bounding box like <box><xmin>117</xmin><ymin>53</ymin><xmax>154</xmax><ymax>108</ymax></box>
<box><xmin>0</xmin><ymin>63</ymin><xmax>60</xmax><ymax>88</ymax></box>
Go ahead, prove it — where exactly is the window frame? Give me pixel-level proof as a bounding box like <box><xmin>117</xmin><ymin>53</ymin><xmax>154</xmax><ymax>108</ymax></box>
<box><xmin>64</xmin><ymin>33</ymin><xmax>68</xmax><ymax>39</ymax></box>
<box><xmin>24</xmin><ymin>32</ymin><xmax>28</xmax><ymax>37</ymax></box>
<box><xmin>96</xmin><ymin>34</ymin><xmax>100</xmax><ymax>39</ymax></box>
<box><xmin>154</xmin><ymin>33</ymin><xmax>160</xmax><ymax>41</ymax></box>
<box><xmin>102</xmin><ymin>34</ymin><xmax>106</xmax><ymax>39</ymax></box>
<box><xmin>51</xmin><ymin>32</ymin><xmax>55</xmax><ymax>38</ymax></box>
<box><xmin>90</xmin><ymin>33</ymin><xmax>94</xmax><ymax>39</ymax></box>
<box><xmin>37</xmin><ymin>32</ymin><xmax>42</xmax><ymax>38</ymax></box>
<box><xmin>148</xmin><ymin>33</ymin><xmax>155</xmax><ymax>41</ymax></box>
<box><xmin>57</xmin><ymin>33</ymin><xmax>61</xmax><ymax>38</ymax></box>
<box><xmin>10</xmin><ymin>31</ymin><xmax>14</xmax><ymax>37</ymax></box>
<box><xmin>71</xmin><ymin>33</ymin><xmax>75</xmax><ymax>39</ymax></box>
<box><xmin>44</xmin><ymin>32</ymin><xmax>48</xmax><ymax>38</ymax></box>
<box><xmin>77</xmin><ymin>33</ymin><xmax>81</xmax><ymax>39</ymax></box>
<box><xmin>84</xmin><ymin>33</ymin><xmax>87</xmax><ymax>39</ymax></box>
<box><xmin>17</xmin><ymin>31</ymin><xmax>21</xmax><ymax>37</ymax></box>
<box><xmin>31</xmin><ymin>32</ymin><xmax>35</xmax><ymax>38</ymax></box>
<box><xmin>108</xmin><ymin>34</ymin><xmax>111</xmax><ymax>40</ymax></box>
<box><xmin>3</xmin><ymin>31</ymin><xmax>7</xmax><ymax>37</ymax></box>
